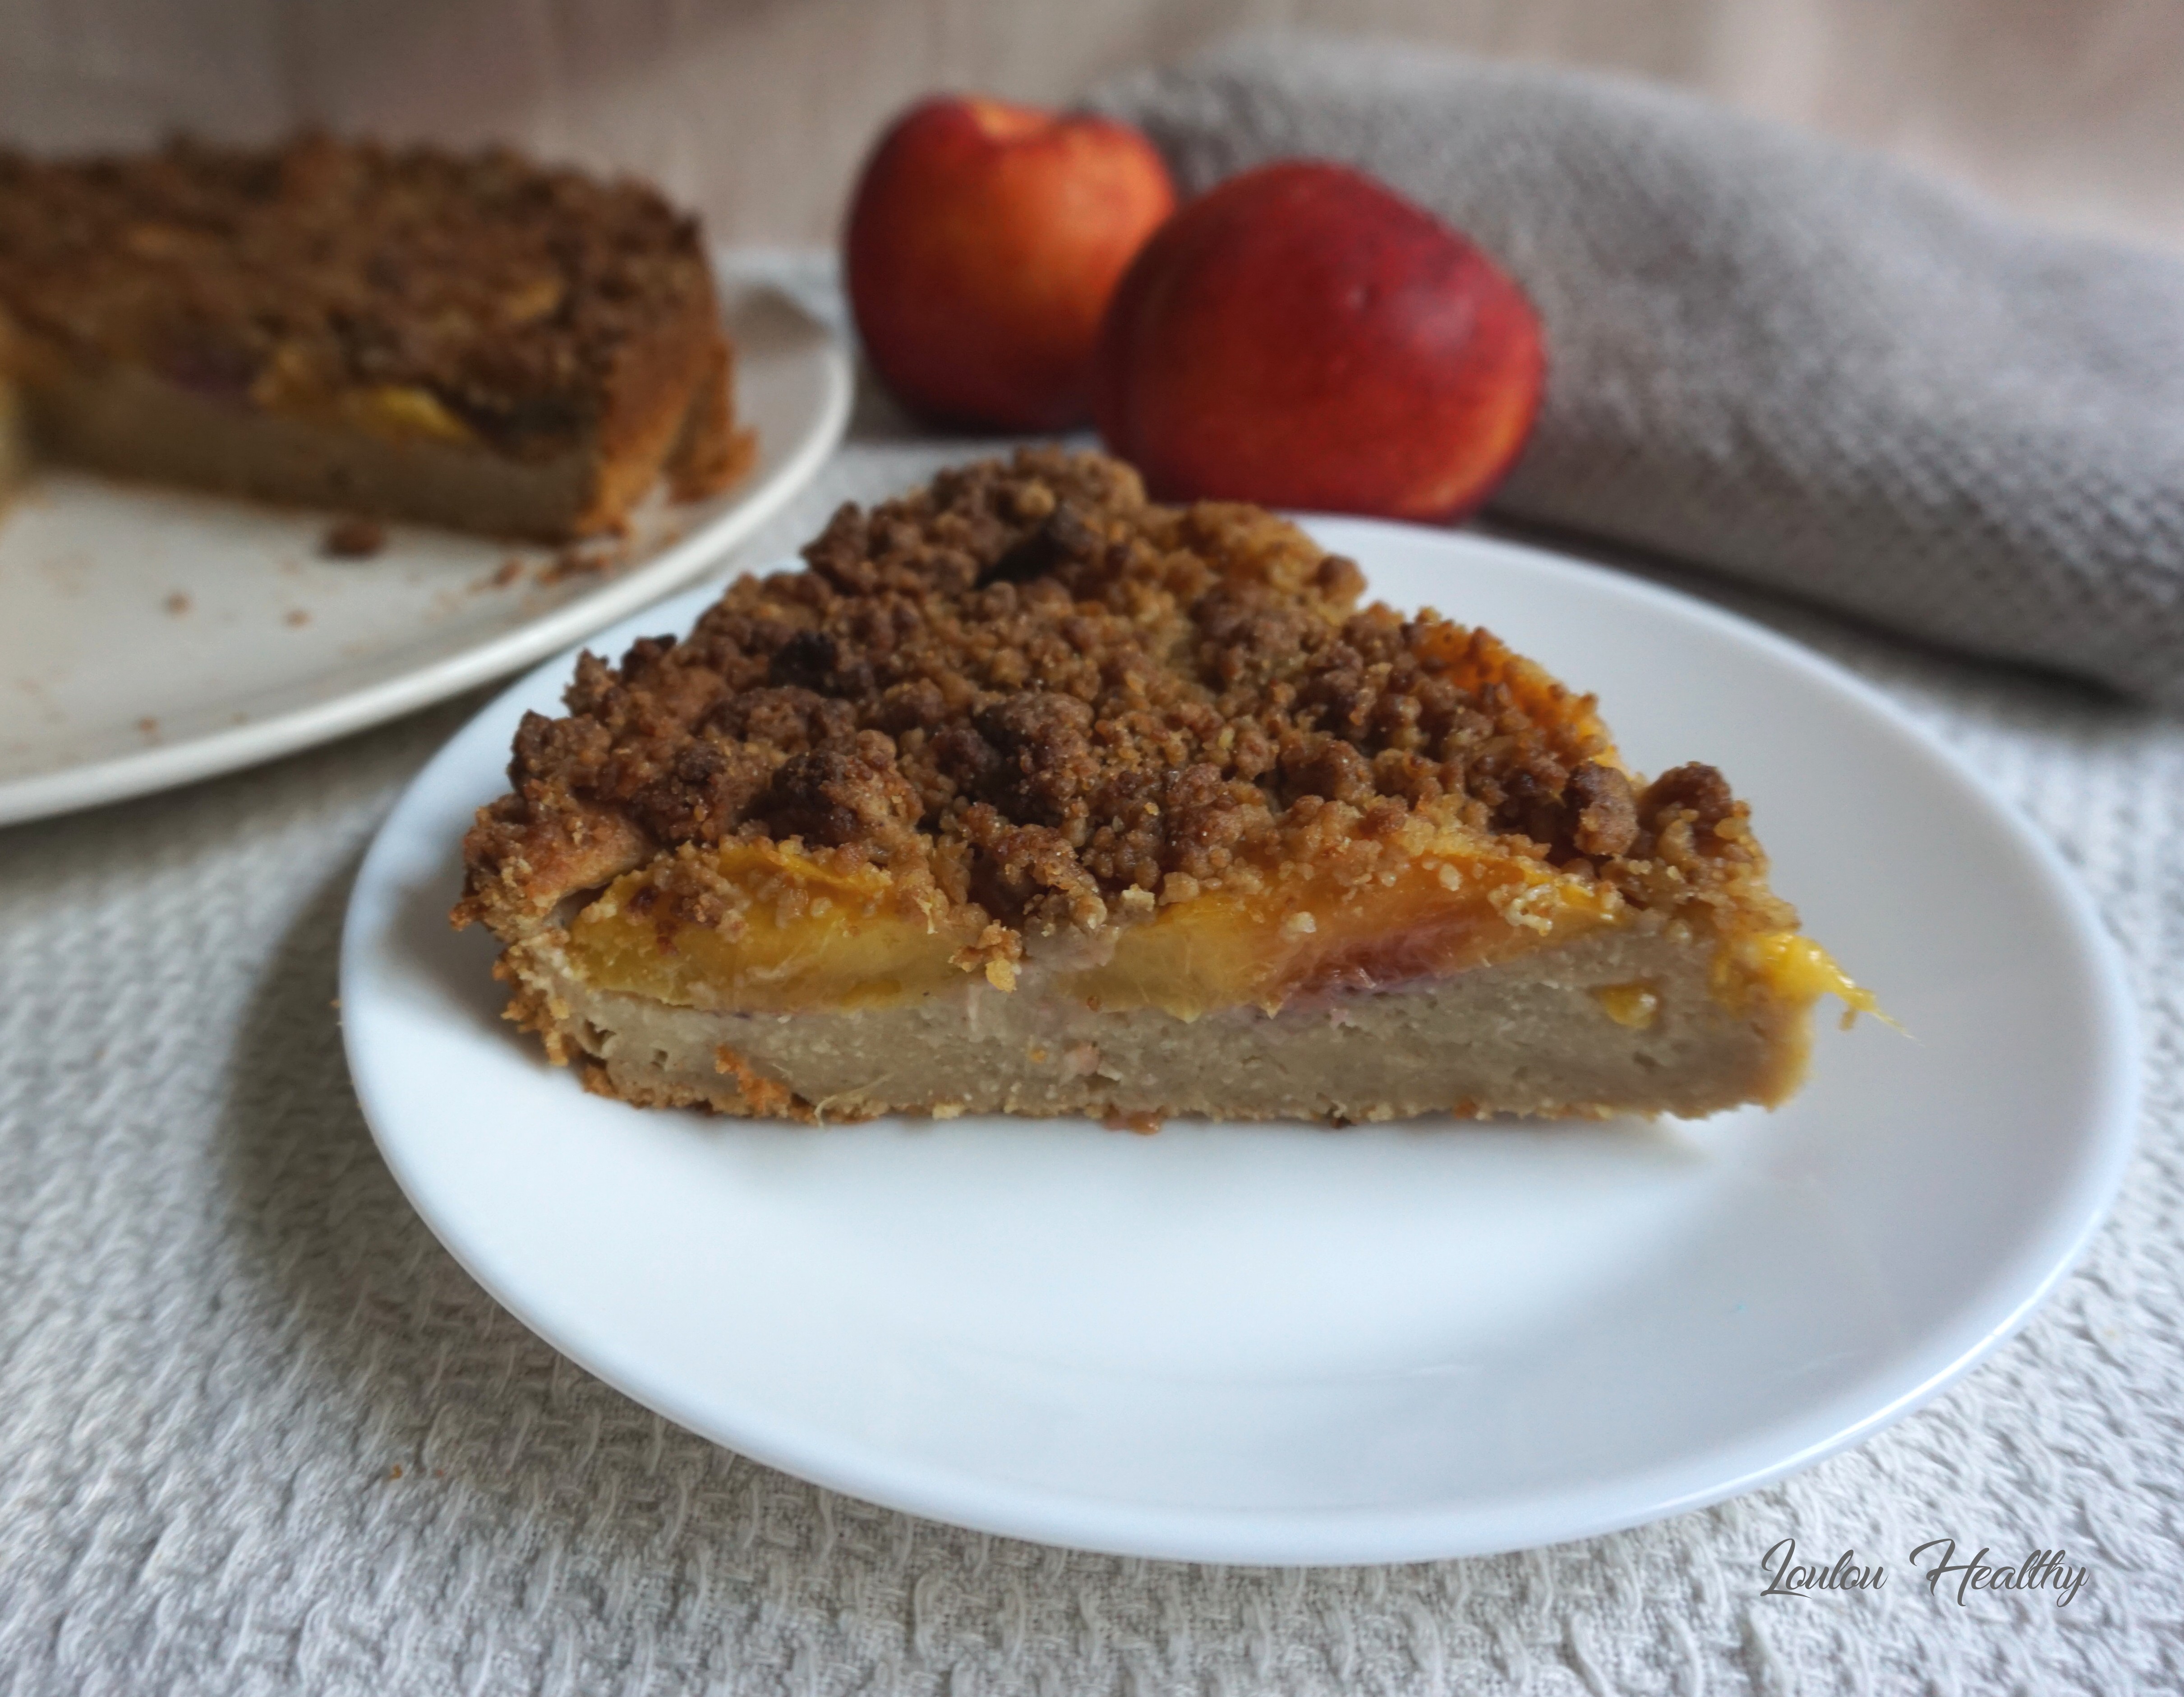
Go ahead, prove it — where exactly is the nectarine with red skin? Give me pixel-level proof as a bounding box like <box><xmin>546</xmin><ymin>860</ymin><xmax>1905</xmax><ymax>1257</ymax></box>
<box><xmin>1092</xmin><ymin>161</ymin><xmax>1544</xmax><ymax>521</ymax></box>
<box><xmin>846</xmin><ymin>97</ymin><xmax>1177</xmax><ymax>431</ymax></box>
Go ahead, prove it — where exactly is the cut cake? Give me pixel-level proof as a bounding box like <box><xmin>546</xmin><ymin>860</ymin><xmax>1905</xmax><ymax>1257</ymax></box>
<box><xmin>0</xmin><ymin>134</ymin><xmax>745</xmax><ymax>540</ymax></box>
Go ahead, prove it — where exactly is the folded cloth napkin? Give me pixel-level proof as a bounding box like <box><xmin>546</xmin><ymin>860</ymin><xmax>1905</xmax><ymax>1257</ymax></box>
<box><xmin>1096</xmin><ymin>35</ymin><xmax>2184</xmax><ymax>705</ymax></box>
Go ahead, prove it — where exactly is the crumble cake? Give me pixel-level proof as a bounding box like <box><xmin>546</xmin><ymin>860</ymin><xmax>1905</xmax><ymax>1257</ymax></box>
<box><xmin>0</xmin><ymin>134</ymin><xmax>746</xmax><ymax>540</ymax></box>
<box><xmin>456</xmin><ymin>448</ymin><xmax>1868</xmax><ymax>1123</ymax></box>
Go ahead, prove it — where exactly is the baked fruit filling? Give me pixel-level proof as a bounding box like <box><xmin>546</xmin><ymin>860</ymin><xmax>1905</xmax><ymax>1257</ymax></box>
<box><xmin>0</xmin><ymin>134</ymin><xmax>746</xmax><ymax>540</ymax></box>
<box><xmin>457</xmin><ymin>448</ymin><xmax>1865</xmax><ymax>1123</ymax></box>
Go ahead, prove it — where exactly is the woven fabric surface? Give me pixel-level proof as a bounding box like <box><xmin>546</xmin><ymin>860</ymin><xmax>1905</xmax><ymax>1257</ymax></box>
<box><xmin>1</xmin><ymin>415</ymin><xmax>2180</xmax><ymax>1693</ymax></box>
<box><xmin>1095</xmin><ymin>35</ymin><xmax>2184</xmax><ymax>707</ymax></box>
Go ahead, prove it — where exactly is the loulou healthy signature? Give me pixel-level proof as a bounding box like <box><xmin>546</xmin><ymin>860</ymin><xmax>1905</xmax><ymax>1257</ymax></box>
<box><xmin>1759</xmin><ymin>1538</ymin><xmax>2090</xmax><ymax>1608</ymax></box>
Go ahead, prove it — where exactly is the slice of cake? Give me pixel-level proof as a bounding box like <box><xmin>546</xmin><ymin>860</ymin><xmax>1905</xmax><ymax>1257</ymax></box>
<box><xmin>456</xmin><ymin>449</ymin><xmax>1868</xmax><ymax>1123</ymax></box>
<box><xmin>0</xmin><ymin>134</ymin><xmax>746</xmax><ymax>541</ymax></box>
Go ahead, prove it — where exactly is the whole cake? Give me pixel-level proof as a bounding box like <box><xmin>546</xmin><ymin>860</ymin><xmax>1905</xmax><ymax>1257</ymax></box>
<box><xmin>0</xmin><ymin>134</ymin><xmax>744</xmax><ymax>540</ymax></box>
<box><xmin>456</xmin><ymin>449</ymin><xmax>1866</xmax><ymax>1123</ymax></box>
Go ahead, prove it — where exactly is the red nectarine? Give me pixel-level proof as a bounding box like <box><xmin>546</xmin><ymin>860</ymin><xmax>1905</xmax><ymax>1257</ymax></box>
<box><xmin>1092</xmin><ymin>160</ymin><xmax>1544</xmax><ymax>521</ymax></box>
<box><xmin>846</xmin><ymin>97</ymin><xmax>1177</xmax><ymax>431</ymax></box>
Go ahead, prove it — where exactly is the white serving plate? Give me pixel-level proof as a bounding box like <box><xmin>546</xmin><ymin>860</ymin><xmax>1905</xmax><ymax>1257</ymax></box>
<box><xmin>341</xmin><ymin>518</ymin><xmax>2137</xmax><ymax>1565</ymax></box>
<box><xmin>0</xmin><ymin>259</ymin><xmax>851</xmax><ymax>825</ymax></box>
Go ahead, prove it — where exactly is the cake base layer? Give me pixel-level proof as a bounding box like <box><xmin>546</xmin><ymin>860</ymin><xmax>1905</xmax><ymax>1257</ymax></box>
<box><xmin>502</xmin><ymin>925</ymin><xmax>1811</xmax><ymax>1125</ymax></box>
<box><xmin>13</xmin><ymin>328</ymin><xmax>735</xmax><ymax>541</ymax></box>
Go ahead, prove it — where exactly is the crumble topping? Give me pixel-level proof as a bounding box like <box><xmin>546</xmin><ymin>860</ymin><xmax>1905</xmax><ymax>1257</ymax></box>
<box><xmin>0</xmin><ymin>134</ymin><xmax>719</xmax><ymax>459</ymax></box>
<box><xmin>459</xmin><ymin>448</ymin><xmax>1787</xmax><ymax>946</ymax></box>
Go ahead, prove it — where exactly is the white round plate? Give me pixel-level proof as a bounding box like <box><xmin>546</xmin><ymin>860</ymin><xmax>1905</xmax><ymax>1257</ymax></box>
<box><xmin>0</xmin><ymin>256</ymin><xmax>851</xmax><ymax>826</ymax></box>
<box><xmin>341</xmin><ymin>518</ymin><xmax>2138</xmax><ymax>1565</ymax></box>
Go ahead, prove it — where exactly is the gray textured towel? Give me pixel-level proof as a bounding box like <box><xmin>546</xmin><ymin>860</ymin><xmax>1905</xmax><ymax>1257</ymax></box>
<box><xmin>1098</xmin><ymin>36</ymin><xmax>2184</xmax><ymax>705</ymax></box>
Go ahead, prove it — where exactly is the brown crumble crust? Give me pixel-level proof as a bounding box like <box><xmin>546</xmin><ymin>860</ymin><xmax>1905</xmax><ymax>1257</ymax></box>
<box><xmin>0</xmin><ymin>131</ymin><xmax>740</xmax><ymax>503</ymax></box>
<box><xmin>457</xmin><ymin>449</ymin><xmax>1790</xmax><ymax>964</ymax></box>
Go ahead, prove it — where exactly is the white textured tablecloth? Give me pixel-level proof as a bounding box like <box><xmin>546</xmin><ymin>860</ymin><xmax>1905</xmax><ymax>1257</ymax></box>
<box><xmin>2</xmin><ymin>415</ymin><xmax>2179</xmax><ymax>1693</ymax></box>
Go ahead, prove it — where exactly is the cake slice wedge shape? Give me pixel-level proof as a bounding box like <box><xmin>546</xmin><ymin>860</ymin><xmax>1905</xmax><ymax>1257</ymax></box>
<box><xmin>456</xmin><ymin>448</ymin><xmax>1867</xmax><ymax>1124</ymax></box>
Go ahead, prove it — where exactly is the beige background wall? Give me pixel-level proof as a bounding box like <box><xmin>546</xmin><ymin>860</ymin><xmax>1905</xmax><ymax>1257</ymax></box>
<box><xmin>3</xmin><ymin>0</ymin><xmax>2179</xmax><ymax>253</ymax></box>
